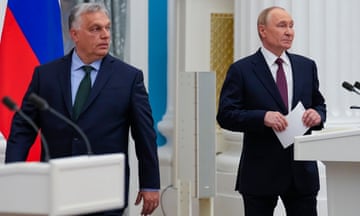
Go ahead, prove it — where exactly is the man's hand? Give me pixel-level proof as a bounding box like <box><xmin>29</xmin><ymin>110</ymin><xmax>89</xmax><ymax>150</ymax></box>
<box><xmin>302</xmin><ymin>108</ymin><xmax>321</xmax><ymax>127</ymax></box>
<box><xmin>135</xmin><ymin>191</ymin><xmax>160</xmax><ymax>216</ymax></box>
<box><xmin>264</xmin><ymin>111</ymin><xmax>288</xmax><ymax>132</ymax></box>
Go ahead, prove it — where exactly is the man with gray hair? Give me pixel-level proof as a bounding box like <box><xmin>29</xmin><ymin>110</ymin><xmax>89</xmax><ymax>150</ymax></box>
<box><xmin>217</xmin><ymin>6</ymin><xmax>326</xmax><ymax>216</ymax></box>
<box><xmin>5</xmin><ymin>2</ymin><xmax>160</xmax><ymax>215</ymax></box>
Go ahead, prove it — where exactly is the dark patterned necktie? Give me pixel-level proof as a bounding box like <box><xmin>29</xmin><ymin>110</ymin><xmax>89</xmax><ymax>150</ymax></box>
<box><xmin>73</xmin><ymin>65</ymin><xmax>93</xmax><ymax>120</ymax></box>
<box><xmin>275</xmin><ymin>58</ymin><xmax>288</xmax><ymax>110</ymax></box>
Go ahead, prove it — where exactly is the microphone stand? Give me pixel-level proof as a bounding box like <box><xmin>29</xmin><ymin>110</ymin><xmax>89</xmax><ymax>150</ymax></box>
<box><xmin>47</xmin><ymin>106</ymin><xmax>93</xmax><ymax>156</ymax></box>
<box><xmin>342</xmin><ymin>81</ymin><xmax>360</xmax><ymax>109</ymax></box>
<box><xmin>28</xmin><ymin>93</ymin><xmax>93</xmax><ymax>156</ymax></box>
<box><xmin>2</xmin><ymin>96</ymin><xmax>51</xmax><ymax>162</ymax></box>
<box><xmin>352</xmin><ymin>90</ymin><xmax>360</xmax><ymax>95</ymax></box>
<box><xmin>350</xmin><ymin>82</ymin><xmax>360</xmax><ymax>109</ymax></box>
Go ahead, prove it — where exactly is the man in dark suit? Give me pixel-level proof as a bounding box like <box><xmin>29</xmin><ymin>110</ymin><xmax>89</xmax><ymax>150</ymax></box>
<box><xmin>5</xmin><ymin>2</ymin><xmax>160</xmax><ymax>216</ymax></box>
<box><xmin>217</xmin><ymin>6</ymin><xmax>326</xmax><ymax>216</ymax></box>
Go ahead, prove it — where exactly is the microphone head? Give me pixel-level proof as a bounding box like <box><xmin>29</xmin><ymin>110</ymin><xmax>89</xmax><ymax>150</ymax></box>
<box><xmin>342</xmin><ymin>81</ymin><xmax>355</xmax><ymax>92</ymax></box>
<box><xmin>2</xmin><ymin>96</ymin><xmax>18</xmax><ymax>111</ymax></box>
<box><xmin>28</xmin><ymin>93</ymin><xmax>49</xmax><ymax>110</ymax></box>
<box><xmin>354</xmin><ymin>81</ymin><xmax>360</xmax><ymax>90</ymax></box>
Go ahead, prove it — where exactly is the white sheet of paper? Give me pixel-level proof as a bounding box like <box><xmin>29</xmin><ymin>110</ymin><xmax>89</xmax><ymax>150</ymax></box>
<box><xmin>274</xmin><ymin>102</ymin><xmax>309</xmax><ymax>148</ymax></box>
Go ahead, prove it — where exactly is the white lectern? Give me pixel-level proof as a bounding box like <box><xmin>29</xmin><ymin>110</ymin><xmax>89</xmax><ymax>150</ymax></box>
<box><xmin>0</xmin><ymin>153</ymin><xmax>125</xmax><ymax>216</ymax></box>
<box><xmin>294</xmin><ymin>128</ymin><xmax>360</xmax><ymax>216</ymax></box>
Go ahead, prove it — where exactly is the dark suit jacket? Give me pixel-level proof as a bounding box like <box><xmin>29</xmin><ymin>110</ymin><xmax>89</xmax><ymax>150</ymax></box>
<box><xmin>5</xmin><ymin>51</ymin><xmax>160</xmax><ymax>210</ymax></box>
<box><xmin>217</xmin><ymin>49</ymin><xmax>326</xmax><ymax>195</ymax></box>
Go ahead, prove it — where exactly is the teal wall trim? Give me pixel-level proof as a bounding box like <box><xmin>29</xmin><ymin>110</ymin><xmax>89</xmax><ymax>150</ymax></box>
<box><xmin>149</xmin><ymin>0</ymin><xmax>167</xmax><ymax>146</ymax></box>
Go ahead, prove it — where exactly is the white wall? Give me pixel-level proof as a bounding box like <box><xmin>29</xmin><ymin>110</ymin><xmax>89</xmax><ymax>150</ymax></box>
<box><xmin>182</xmin><ymin>0</ymin><xmax>234</xmax><ymax>72</ymax></box>
<box><xmin>125</xmin><ymin>0</ymin><xmax>148</xmax><ymax>85</ymax></box>
<box><xmin>124</xmin><ymin>1</ymin><xmax>148</xmax><ymax>215</ymax></box>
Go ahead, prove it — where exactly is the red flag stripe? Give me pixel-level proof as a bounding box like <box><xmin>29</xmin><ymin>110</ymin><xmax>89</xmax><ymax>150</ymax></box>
<box><xmin>0</xmin><ymin>7</ymin><xmax>40</xmax><ymax>136</ymax></box>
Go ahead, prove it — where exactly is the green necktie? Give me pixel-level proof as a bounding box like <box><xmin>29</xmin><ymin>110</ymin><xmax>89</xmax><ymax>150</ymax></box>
<box><xmin>73</xmin><ymin>65</ymin><xmax>93</xmax><ymax>120</ymax></box>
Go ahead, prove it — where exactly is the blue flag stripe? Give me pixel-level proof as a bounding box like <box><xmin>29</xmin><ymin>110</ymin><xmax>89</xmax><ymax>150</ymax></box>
<box><xmin>8</xmin><ymin>0</ymin><xmax>64</xmax><ymax>63</ymax></box>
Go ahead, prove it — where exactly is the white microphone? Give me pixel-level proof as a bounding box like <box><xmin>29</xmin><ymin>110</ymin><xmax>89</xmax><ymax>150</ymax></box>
<box><xmin>2</xmin><ymin>96</ymin><xmax>51</xmax><ymax>161</ymax></box>
<box><xmin>28</xmin><ymin>93</ymin><xmax>92</xmax><ymax>156</ymax></box>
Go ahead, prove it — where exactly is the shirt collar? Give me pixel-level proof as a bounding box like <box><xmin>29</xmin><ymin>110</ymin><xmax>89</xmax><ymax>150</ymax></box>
<box><xmin>71</xmin><ymin>50</ymin><xmax>102</xmax><ymax>72</ymax></box>
<box><xmin>260</xmin><ymin>46</ymin><xmax>290</xmax><ymax>66</ymax></box>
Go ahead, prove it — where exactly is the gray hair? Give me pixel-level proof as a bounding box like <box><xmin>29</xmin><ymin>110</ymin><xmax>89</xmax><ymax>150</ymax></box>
<box><xmin>257</xmin><ymin>6</ymin><xmax>285</xmax><ymax>40</ymax></box>
<box><xmin>68</xmin><ymin>2</ymin><xmax>110</xmax><ymax>30</ymax></box>
<box><xmin>257</xmin><ymin>6</ymin><xmax>285</xmax><ymax>26</ymax></box>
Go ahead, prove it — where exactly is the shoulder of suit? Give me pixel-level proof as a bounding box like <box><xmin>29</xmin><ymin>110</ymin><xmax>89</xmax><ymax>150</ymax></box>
<box><xmin>286</xmin><ymin>52</ymin><xmax>314</xmax><ymax>63</ymax></box>
<box><xmin>232</xmin><ymin>51</ymin><xmax>263</xmax><ymax>67</ymax></box>
<box><xmin>34</xmin><ymin>55</ymin><xmax>67</xmax><ymax>71</ymax></box>
<box><xmin>103</xmin><ymin>54</ymin><xmax>143</xmax><ymax>73</ymax></box>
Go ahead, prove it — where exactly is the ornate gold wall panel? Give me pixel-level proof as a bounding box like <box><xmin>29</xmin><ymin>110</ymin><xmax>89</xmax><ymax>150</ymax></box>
<box><xmin>210</xmin><ymin>13</ymin><xmax>234</xmax><ymax>112</ymax></box>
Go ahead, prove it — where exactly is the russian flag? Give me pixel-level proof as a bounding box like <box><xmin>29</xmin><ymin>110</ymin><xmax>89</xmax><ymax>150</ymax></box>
<box><xmin>0</xmin><ymin>0</ymin><xmax>64</xmax><ymax>161</ymax></box>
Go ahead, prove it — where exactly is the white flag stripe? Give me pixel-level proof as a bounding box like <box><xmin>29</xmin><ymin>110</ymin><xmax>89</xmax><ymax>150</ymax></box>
<box><xmin>0</xmin><ymin>0</ymin><xmax>8</xmax><ymax>43</ymax></box>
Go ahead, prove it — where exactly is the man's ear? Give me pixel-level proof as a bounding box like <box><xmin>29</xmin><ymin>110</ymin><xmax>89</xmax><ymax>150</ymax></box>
<box><xmin>69</xmin><ymin>29</ymin><xmax>78</xmax><ymax>42</ymax></box>
<box><xmin>258</xmin><ymin>25</ymin><xmax>266</xmax><ymax>38</ymax></box>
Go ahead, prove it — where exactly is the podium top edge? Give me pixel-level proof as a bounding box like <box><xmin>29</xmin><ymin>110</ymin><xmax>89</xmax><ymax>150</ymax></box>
<box><xmin>49</xmin><ymin>153</ymin><xmax>125</xmax><ymax>165</ymax></box>
<box><xmin>0</xmin><ymin>154</ymin><xmax>125</xmax><ymax>172</ymax></box>
<box><xmin>0</xmin><ymin>162</ymin><xmax>49</xmax><ymax>174</ymax></box>
<box><xmin>295</xmin><ymin>127</ymin><xmax>360</xmax><ymax>140</ymax></box>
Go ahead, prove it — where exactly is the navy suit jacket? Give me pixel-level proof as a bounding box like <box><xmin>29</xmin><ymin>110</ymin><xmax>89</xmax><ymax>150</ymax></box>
<box><xmin>217</xmin><ymin>49</ymin><xmax>326</xmax><ymax>195</ymax></box>
<box><xmin>5</xmin><ymin>51</ymin><xmax>160</xmax><ymax>208</ymax></box>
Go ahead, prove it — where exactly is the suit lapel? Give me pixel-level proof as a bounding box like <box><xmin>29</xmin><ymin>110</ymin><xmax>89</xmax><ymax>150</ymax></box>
<box><xmin>82</xmin><ymin>54</ymin><xmax>115</xmax><ymax>111</ymax></box>
<box><xmin>59</xmin><ymin>52</ymin><xmax>115</xmax><ymax>119</ymax></box>
<box><xmin>252</xmin><ymin>50</ymin><xmax>287</xmax><ymax>112</ymax></box>
<box><xmin>58</xmin><ymin>53</ymin><xmax>73</xmax><ymax>116</ymax></box>
<box><xmin>288</xmin><ymin>54</ymin><xmax>304</xmax><ymax>110</ymax></box>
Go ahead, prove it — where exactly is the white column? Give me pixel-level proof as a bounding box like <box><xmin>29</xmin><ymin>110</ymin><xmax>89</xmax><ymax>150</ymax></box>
<box><xmin>157</xmin><ymin>0</ymin><xmax>177</xmax><ymax>186</ymax></box>
<box><xmin>125</xmin><ymin>0</ymin><xmax>148</xmax><ymax>215</ymax></box>
<box><xmin>157</xmin><ymin>0</ymin><xmax>177</xmax><ymax>155</ymax></box>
